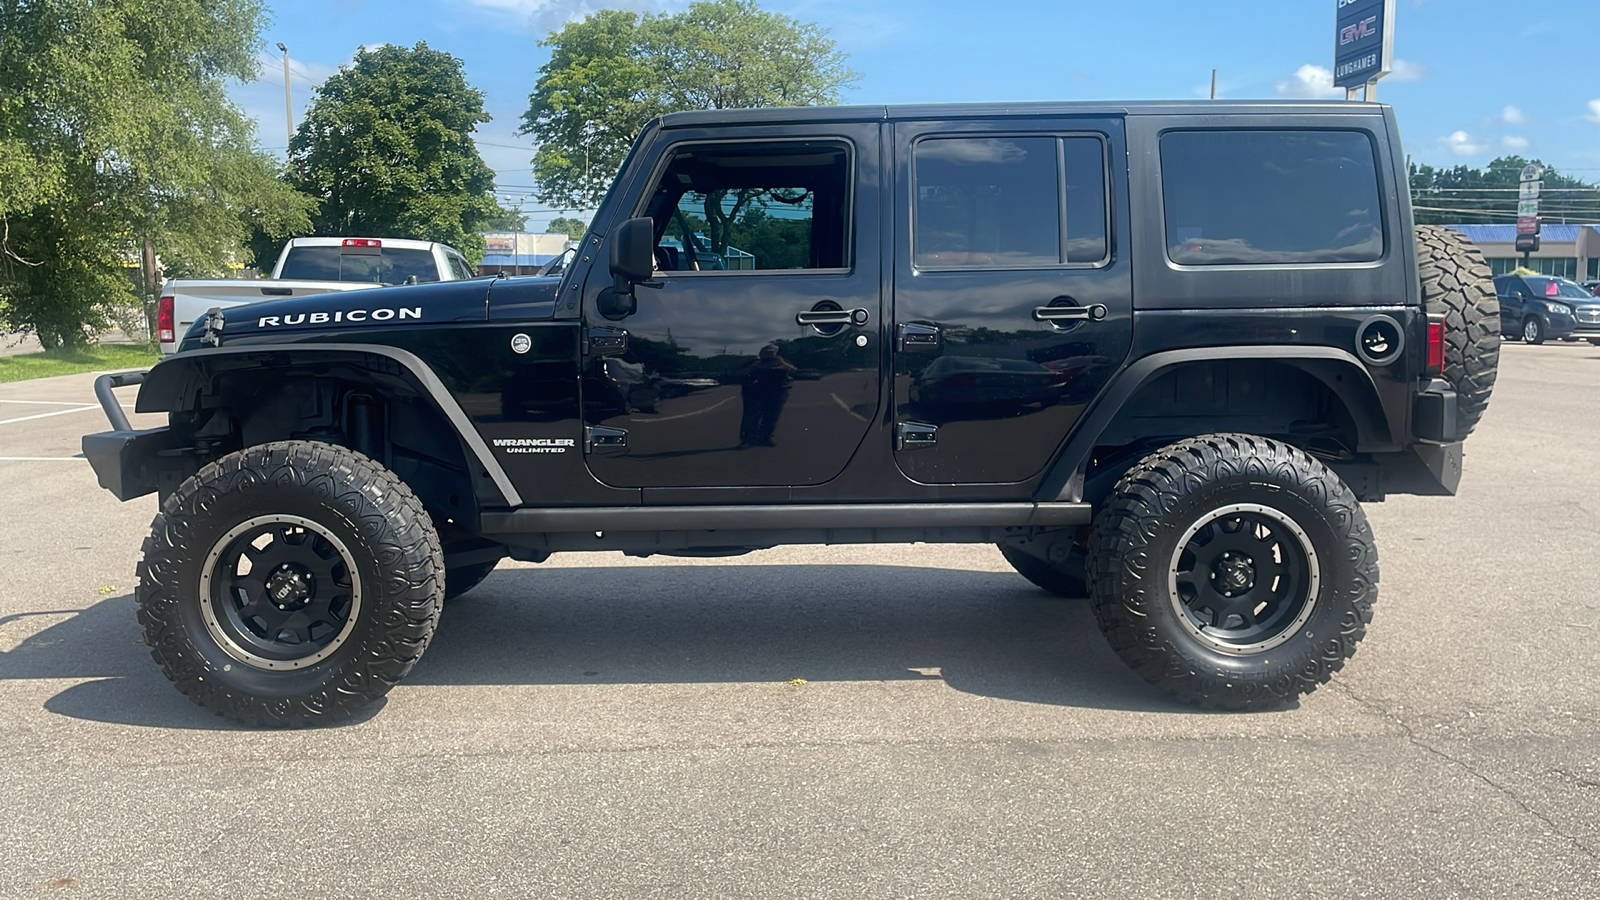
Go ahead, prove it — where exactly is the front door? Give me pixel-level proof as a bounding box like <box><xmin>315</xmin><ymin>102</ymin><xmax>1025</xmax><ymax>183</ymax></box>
<box><xmin>891</xmin><ymin>119</ymin><xmax>1133</xmax><ymax>484</ymax></box>
<box><xmin>582</xmin><ymin>127</ymin><xmax>882</xmax><ymax>489</ymax></box>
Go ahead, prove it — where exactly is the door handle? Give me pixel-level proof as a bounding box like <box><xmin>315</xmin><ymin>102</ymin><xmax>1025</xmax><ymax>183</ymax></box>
<box><xmin>1033</xmin><ymin>304</ymin><xmax>1108</xmax><ymax>324</ymax></box>
<box><xmin>796</xmin><ymin>308</ymin><xmax>869</xmax><ymax>327</ymax></box>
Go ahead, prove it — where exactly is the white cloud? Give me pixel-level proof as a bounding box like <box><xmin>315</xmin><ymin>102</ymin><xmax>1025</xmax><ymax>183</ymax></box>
<box><xmin>466</xmin><ymin>0</ymin><xmax>677</xmax><ymax>33</ymax></box>
<box><xmin>1275</xmin><ymin>64</ymin><xmax>1342</xmax><ymax>100</ymax></box>
<box><xmin>1587</xmin><ymin>99</ymin><xmax>1600</xmax><ymax>123</ymax></box>
<box><xmin>1501</xmin><ymin>135</ymin><xmax>1530</xmax><ymax>152</ymax></box>
<box><xmin>1388</xmin><ymin>58</ymin><xmax>1426</xmax><ymax>82</ymax></box>
<box><xmin>1439</xmin><ymin>131</ymin><xmax>1489</xmax><ymax>156</ymax></box>
<box><xmin>1502</xmin><ymin>104</ymin><xmax>1527</xmax><ymax>125</ymax></box>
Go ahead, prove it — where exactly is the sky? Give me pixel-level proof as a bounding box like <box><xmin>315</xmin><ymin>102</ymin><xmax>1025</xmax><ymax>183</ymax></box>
<box><xmin>233</xmin><ymin>0</ymin><xmax>1600</xmax><ymax>233</ymax></box>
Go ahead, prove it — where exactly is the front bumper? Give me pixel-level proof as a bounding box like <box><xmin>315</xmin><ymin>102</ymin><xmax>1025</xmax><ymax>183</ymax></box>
<box><xmin>82</xmin><ymin>371</ymin><xmax>177</xmax><ymax>501</ymax></box>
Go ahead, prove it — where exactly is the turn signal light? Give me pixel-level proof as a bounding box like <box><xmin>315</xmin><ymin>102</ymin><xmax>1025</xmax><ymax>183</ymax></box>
<box><xmin>1425</xmin><ymin>316</ymin><xmax>1445</xmax><ymax>376</ymax></box>
<box><xmin>157</xmin><ymin>294</ymin><xmax>175</xmax><ymax>343</ymax></box>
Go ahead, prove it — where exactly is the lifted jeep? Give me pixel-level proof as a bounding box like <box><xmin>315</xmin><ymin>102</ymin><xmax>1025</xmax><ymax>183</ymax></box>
<box><xmin>85</xmin><ymin>101</ymin><xmax>1498</xmax><ymax>725</ymax></box>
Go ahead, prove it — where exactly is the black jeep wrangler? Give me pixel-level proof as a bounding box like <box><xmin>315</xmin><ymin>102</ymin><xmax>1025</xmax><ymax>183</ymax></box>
<box><xmin>85</xmin><ymin>101</ymin><xmax>1499</xmax><ymax>725</ymax></box>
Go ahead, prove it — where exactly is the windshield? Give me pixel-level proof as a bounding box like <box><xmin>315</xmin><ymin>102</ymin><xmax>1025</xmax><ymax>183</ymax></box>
<box><xmin>279</xmin><ymin>246</ymin><xmax>440</xmax><ymax>285</ymax></box>
<box><xmin>1523</xmin><ymin>276</ymin><xmax>1595</xmax><ymax>300</ymax></box>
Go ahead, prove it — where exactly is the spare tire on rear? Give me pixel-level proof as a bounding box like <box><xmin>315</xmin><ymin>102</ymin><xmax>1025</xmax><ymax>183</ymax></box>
<box><xmin>1414</xmin><ymin>225</ymin><xmax>1499</xmax><ymax>437</ymax></box>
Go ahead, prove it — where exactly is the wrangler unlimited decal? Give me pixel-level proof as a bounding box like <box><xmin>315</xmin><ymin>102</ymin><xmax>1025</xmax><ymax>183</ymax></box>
<box><xmin>257</xmin><ymin>307</ymin><xmax>423</xmax><ymax>327</ymax></box>
<box><xmin>492</xmin><ymin>438</ymin><xmax>575</xmax><ymax>454</ymax></box>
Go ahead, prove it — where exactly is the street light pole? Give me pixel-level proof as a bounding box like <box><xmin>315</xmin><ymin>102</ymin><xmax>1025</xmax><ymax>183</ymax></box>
<box><xmin>277</xmin><ymin>43</ymin><xmax>292</xmax><ymax>149</ymax></box>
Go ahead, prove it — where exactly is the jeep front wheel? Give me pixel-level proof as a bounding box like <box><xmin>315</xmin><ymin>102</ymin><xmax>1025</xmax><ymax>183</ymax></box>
<box><xmin>136</xmin><ymin>441</ymin><xmax>443</xmax><ymax>726</ymax></box>
<box><xmin>1087</xmin><ymin>434</ymin><xmax>1378</xmax><ymax>711</ymax></box>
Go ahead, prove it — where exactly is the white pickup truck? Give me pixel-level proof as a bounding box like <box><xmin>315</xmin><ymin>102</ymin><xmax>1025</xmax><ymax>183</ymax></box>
<box><xmin>157</xmin><ymin>237</ymin><xmax>478</xmax><ymax>353</ymax></box>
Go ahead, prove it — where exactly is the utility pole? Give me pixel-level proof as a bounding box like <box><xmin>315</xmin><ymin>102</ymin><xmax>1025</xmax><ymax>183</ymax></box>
<box><xmin>277</xmin><ymin>43</ymin><xmax>292</xmax><ymax>149</ymax></box>
<box><xmin>1210</xmin><ymin>69</ymin><xmax>1217</xmax><ymax>100</ymax></box>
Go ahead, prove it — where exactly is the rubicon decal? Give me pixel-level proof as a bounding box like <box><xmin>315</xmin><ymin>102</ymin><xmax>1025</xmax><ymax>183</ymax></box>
<box><xmin>257</xmin><ymin>307</ymin><xmax>423</xmax><ymax>327</ymax></box>
<box><xmin>492</xmin><ymin>438</ymin><xmax>575</xmax><ymax>454</ymax></box>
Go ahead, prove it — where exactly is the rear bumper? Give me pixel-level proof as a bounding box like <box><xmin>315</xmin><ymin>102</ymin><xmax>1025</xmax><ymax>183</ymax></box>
<box><xmin>1411</xmin><ymin>378</ymin><xmax>1457</xmax><ymax>443</ymax></box>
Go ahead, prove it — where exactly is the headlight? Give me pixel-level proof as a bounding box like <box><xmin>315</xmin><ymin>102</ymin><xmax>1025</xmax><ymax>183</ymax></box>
<box><xmin>1550</xmin><ymin>303</ymin><xmax>1572</xmax><ymax>316</ymax></box>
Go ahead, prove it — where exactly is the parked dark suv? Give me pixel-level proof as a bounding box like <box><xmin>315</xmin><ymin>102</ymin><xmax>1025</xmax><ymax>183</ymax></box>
<box><xmin>83</xmin><ymin>101</ymin><xmax>1500</xmax><ymax>726</ymax></box>
<box><xmin>1494</xmin><ymin>273</ymin><xmax>1586</xmax><ymax>344</ymax></box>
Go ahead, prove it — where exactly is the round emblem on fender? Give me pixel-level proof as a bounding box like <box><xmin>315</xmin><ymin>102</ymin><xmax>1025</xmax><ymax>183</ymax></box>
<box><xmin>510</xmin><ymin>333</ymin><xmax>532</xmax><ymax>354</ymax></box>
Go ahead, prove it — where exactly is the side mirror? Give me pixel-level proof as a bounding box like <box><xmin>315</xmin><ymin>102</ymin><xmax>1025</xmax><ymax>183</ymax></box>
<box><xmin>610</xmin><ymin>217</ymin><xmax>656</xmax><ymax>287</ymax></box>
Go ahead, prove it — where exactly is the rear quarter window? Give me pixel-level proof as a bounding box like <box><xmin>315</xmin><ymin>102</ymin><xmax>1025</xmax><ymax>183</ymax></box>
<box><xmin>1160</xmin><ymin>130</ymin><xmax>1385</xmax><ymax>266</ymax></box>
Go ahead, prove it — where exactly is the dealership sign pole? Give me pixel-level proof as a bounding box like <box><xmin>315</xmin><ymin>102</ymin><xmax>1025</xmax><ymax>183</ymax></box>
<box><xmin>1517</xmin><ymin>164</ymin><xmax>1543</xmax><ymax>264</ymax></box>
<box><xmin>1335</xmin><ymin>0</ymin><xmax>1395</xmax><ymax>101</ymax></box>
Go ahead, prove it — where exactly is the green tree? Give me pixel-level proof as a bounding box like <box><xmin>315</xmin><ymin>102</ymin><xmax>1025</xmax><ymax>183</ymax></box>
<box><xmin>1410</xmin><ymin>156</ymin><xmax>1600</xmax><ymax>225</ymax></box>
<box><xmin>545</xmin><ymin>216</ymin><xmax>589</xmax><ymax>238</ymax></box>
<box><xmin>521</xmin><ymin>0</ymin><xmax>857</xmax><ymax>211</ymax></box>
<box><xmin>0</xmin><ymin>0</ymin><xmax>311</xmax><ymax>348</ymax></box>
<box><xmin>289</xmin><ymin>42</ymin><xmax>499</xmax><ymax>262</ymax></box>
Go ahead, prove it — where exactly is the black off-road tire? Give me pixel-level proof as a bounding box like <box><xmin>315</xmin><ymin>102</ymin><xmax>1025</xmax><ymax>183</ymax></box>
<box><xmin>998</xmin><ymin>544</ymin><xmax>1087</xmax><ymax>598</ymax></box>
<box><xmin>1087</xmin><ymin>434</ymin><xmax>1379</xmax><ymax>711</ymax></box>
<box><xmin>444</xmin><ymin>559</ymin><xmax>500</xmax><ymax>602</ymax></box>
<box><xmin>136</xmin><ymin>441</ymin><xmax>443</xmax><ymax>726</ymax></box>
<box><xmin>1414</xmin><ymin>225</ymin><xmax>1499</xmax><ymax>436</ymax></box>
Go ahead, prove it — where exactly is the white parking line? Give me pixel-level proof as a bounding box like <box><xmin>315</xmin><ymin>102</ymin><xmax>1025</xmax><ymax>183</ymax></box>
<box><xmin>0</xmin><ymin>456</ymin><xmax>87</xmax><ymax>461</ymax></box>
<box><xmin>0</xmin><ymin>399</ymin><xmax>97</xmax><ymax>406</ymax></box>
<box><xmin>0</xmin><ymin>405</ymin><xmax>100</xmax><ymax>426</ymax></box>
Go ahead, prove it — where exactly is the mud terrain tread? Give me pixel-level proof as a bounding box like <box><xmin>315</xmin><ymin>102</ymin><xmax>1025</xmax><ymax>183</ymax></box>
<box><xmin>1415</xmin><ymin>225</ymin><xmax>1499</xmax><ymax>436</ymax></box>
<box><xmin>136</xmin><ymin>441</ymin><xmax>442</xmax><ymax>726</ymax></box>
<box><xmin>1087</xmin><ymin>434</ymin><xmax>1379</xmax><ymax>711</ymax></box>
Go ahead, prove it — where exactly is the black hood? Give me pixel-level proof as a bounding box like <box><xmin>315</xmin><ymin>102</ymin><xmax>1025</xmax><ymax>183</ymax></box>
<box><xmin>180</xmin><ymin>276</ymin><xmax>561</xmax><ymax>350</ymax></box>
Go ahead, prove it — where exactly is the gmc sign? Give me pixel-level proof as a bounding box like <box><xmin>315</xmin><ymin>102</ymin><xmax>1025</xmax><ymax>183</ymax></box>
<box><xmin>1334</xmin><ymin>0</ymin><xmax>1393</xmax><ymax>89</ymax></box>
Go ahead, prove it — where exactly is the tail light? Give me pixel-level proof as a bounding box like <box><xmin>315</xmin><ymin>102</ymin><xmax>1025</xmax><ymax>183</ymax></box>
<box><xmin>1425</xmin><ymin>315</ymin><xmax>1445</xmax><ymax>377</ymax></box>
<box><xmin>157</xmin><ymin>294</ymin><xmax>175</xmax><ymax>343</ymax></box>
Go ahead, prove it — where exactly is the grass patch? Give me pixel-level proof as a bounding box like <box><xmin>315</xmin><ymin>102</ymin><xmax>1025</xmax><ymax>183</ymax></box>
<box><xmin>0</xmin><ymin>344</ymin><xmax>160</xmax><ymax>383</ymax></box>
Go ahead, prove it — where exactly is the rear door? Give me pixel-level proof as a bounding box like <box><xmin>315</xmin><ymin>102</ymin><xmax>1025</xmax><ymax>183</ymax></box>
<box><xmin>890</xmin><ymin>117</ymin><xmax>1133</xmax><ymax>484</ymax></box>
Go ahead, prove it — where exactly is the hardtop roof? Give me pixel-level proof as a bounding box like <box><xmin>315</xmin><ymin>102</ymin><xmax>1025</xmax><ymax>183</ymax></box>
<box><xmin>657</xmin><ymin>100</ymin><xmax>1389</xmax><ymax>129</ymax></box>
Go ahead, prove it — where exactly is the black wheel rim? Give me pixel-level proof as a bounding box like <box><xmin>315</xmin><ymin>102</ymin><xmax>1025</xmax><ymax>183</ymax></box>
<box><xmin>1166</xmin><ymin>503</ymin><xmax>1320</xmax><ymax>655</ymax></box>
<box><xmin>198</xmin><ymin>515</ymin><xmax>363</xmax><ymax>670</ymax></box>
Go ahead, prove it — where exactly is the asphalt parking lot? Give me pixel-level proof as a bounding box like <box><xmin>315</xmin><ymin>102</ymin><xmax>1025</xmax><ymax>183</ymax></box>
<box><xmin>2</xmin><ymin>343</ymin><xmax>1597</xmax><ymax>899</ymax></box>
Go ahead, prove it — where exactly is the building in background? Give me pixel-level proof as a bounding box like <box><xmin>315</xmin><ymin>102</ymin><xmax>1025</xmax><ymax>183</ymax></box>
<box><xmin>1444</xmin><ymin>224</ymin><xmax>1600</xmax><ymax>280</ymax></box>
<box><xmin>478</xmin><ymin>232</ymin><xmax>576</xmax><ymax>276</ymax></box>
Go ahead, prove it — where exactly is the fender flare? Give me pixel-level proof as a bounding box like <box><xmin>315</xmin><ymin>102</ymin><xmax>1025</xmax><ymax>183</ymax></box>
<box><xmin>1037</xmin><ymin>345</ymin><xmax>1391</xmax><ymax>502</ymax></box>
<box><xmin>138</xmin><ymin>343</ymin><xmax>522</xmax><ymax>507</ymax></box>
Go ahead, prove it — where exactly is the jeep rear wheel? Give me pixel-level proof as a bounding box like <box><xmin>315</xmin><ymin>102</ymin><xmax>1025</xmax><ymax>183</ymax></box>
<box><xmin>136</xmin><ymin>441</ymin><xmax>443</xmax><ymax>726</ymax></box>
<box><xmin>1414</xmin><ymin>225</ymin><xmax>1499</xmax><ymax>436</ymax></box>
<box><xmin>1087</xmin><ymin>434</ymin><xmax>1378</xmax><ymax>711</ymax></box>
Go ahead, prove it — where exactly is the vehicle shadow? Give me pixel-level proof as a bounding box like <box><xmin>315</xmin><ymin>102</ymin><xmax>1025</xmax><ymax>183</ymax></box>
<box><xmin>7</xmin><ymin>563</ymin><xmax>1221</xmax><ymax>729</ymax></box>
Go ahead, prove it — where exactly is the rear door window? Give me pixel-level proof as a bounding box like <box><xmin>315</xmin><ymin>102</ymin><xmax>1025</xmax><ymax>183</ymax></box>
<box><xmin>912</xmin><ymin>135</ymin><xmax>1108</xmax><ymax>269</ymax></box>
<box><xmin>1160</xmin><ymin>130</ymin><xmax>1384</xmax><ymax>266</ymax></box>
